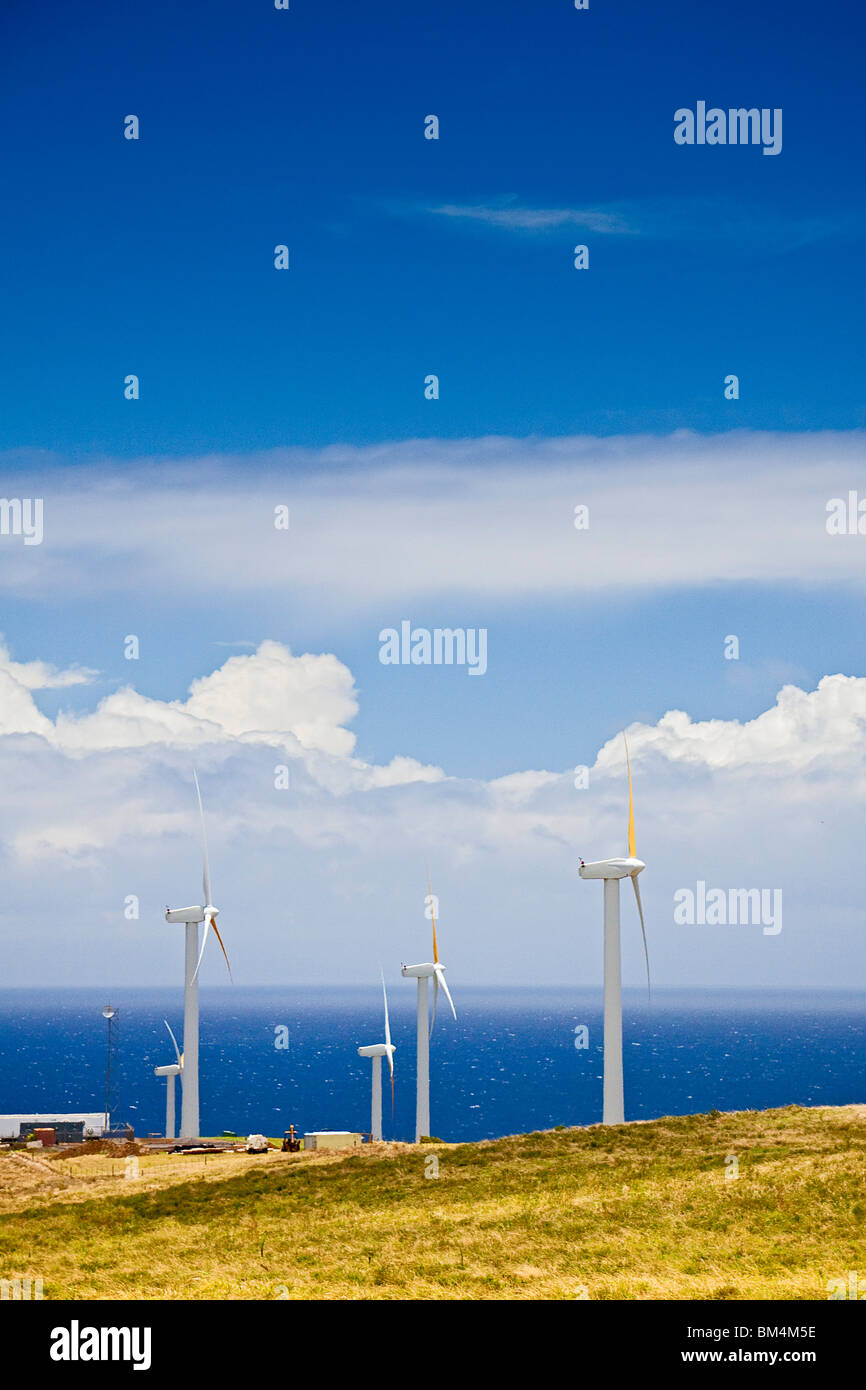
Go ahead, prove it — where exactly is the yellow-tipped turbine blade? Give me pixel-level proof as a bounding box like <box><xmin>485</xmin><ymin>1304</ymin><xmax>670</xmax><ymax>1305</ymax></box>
<box><xmin>427</xmin><ymin>865</ymin><xmax>439</xmax><ymax>963</ymax></box>
<box><xmin>624</xmin><ymin>731</ymin><xmax>636</xmax><ymax>858</ymax></box>
<box><xmin>211</xmin><ymin>918</ymin><xmax>233</xmax><ymax>982</ymax></box>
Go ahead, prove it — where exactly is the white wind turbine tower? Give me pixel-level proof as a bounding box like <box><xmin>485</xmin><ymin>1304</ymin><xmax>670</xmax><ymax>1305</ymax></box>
<box><xmin>153</xmin><ymin>1020</ymin><xmax>183</xmax><ymax>1140</ymax></box>
<box><xmin>578</xmin><ymin>732</ymin><xmax>651</xmax><ymax>1126</ymax></box>
<box><xmin>164</xmin><ymin>771</ymin><xmax>232</xmax><ymax>1140</ymax></box>
<box><xmin>357</xmin><ymin>973</ymin><xmax>396</xmax><ymax>1142</ymax></box>
<box><xmin>401</xmin><ymin>880</ymin><xmax>456</xmax><ymax>1142</ymax></box>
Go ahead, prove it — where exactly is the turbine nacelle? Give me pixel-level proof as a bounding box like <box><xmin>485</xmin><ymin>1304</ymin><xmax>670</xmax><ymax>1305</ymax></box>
<box><xmin>401</xmin><ymin>961</ymin><xmax>439</xmax><ymax>978</ymax></box>
<box><xmin>154</xmin><ymin>1063</ymin><xmax>181</xmax><ymax>1077</ymax></box>
<box><xmin>358</xmin><ymin>1043</ymin><xmax>396</xmax><ymax>1059</ymax></box>
<box><xmin>165</xmin><ymin>905</ymin><xmax>207</xmax><ymax>924</ymax></box>
<box><xmin>579</xmin><ymin>856</ymin><xmax>645</xmax><ymax>881</ymax></box>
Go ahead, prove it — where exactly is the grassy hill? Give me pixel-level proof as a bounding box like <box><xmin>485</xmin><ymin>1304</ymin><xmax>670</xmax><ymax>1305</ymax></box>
<box><xmin>0</xmin><ymin>1104</ymin><xmax>863</xmax><ymax>1300</ymax></box>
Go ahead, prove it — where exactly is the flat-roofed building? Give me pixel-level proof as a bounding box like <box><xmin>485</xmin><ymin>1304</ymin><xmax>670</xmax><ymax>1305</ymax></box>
<box><xmin>302</xmin><ymin>1131</ymin><xmax>363</xmax><ymax>1151</ymax></box>
<box><xmin>0</xmin><ymin>1113</ymin><xmax>104</xmax><ymax>1143</ymax></box>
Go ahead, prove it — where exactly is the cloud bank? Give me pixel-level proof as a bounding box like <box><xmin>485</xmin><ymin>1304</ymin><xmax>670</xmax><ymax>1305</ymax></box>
<box><xmin>2</xmin><ymin>430</ymin><xmax>866</xmax><ymax>613</ymax></box>
<box><xmin>0</xmin><ymin>637</ymin><xmax>863</xmax><ymax>988</ymax></box>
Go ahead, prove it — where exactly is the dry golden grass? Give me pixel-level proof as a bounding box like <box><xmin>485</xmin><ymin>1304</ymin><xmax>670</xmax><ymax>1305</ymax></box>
<box><xmin>0</xmin><ymin>1104</ymin><xmax>863</xmax><ymax>1300</ymax></box>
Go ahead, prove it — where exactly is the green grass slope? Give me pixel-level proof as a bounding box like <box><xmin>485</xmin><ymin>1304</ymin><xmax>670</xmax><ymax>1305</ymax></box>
<box><xmin>0</xmin><ymin>1104</ymin><xmax>863</xmax><ymax>1300</ymax></box>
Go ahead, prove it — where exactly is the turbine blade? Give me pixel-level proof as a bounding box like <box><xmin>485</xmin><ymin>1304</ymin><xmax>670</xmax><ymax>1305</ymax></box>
<box><xmin>426</xmin><ymin>864</ymin><xmax>439</xmax><ymax>964</ymax></box>
<box><xmin>381</xmin><ymin>970</ymin><xmax>391</xmax><ymax>1049</ymax></box>
<box><xmin>190</xmin><ymin>919</ymin><xmax>211</xmax><ymax>985</ymax></box>
<box><xmin>164</xmin><ymin>1018</ymin><xmax>182</xmax><ymax>1069</ymax></box>
<box><xmin>211</xmin><ymin>917</ymin><xmax>233</xmax><ymax>982</ymax></box>
<box><xmin>436</xmin><ymin>965</ymin><xmax>457</xmax><ymax>1021</ymax></box>
<box><xmin>430</xmin><ymin>970</ymin><xmax>439</xmax><ymax>1036</ymax></box>
<box><xmin>623</xmin><ymin>731</ymin><xmax>636</xmax><ymax>859</ymax></box>
<box><xmin>193</xmin><ymin>769</ymin><xmax>212</xmax><ymax>906</ymax></box>
<box><xmin>631</xmin><ymin>875</ymin><xmax>651</xmax><ymax>1001</ymax></box>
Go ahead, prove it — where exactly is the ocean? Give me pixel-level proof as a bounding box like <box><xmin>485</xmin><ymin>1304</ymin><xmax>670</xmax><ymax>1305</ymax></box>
<box><xmin>0</xmin><ymin>988</ymin><xmax>862</xmax><ymax>1143</ymax></box>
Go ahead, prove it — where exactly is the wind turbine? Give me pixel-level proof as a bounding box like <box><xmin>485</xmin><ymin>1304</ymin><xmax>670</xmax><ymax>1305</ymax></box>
<box><xmin>401</xmin><ymin>881</ymin><xmax>456</xmax><ymax>1142</ymax></box>
<box><xmin>164</xmin><ymin>771</ymin><xmax>232</xmax><ymax>1140</ymax></box>
<box><xmin>153</xmin><ymin>1020</ymin><xmax>182</xmax><ymax>1140</ymax></box>
<box><xmin>578</xmin><ymin>732</ymin><xmax>650</xmax><ymax>1126</ymax></box>
<box><xmin>357</xmin><ymin>973</ymin><xmax>396</xmax><ymax>1142</ymax></box>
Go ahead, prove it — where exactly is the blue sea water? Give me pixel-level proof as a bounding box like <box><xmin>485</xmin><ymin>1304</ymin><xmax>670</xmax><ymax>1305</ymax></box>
<box><xmin>0</xmin><ymin>988</ymin><xmax>862</xmax><ymax>1143</ymax></box>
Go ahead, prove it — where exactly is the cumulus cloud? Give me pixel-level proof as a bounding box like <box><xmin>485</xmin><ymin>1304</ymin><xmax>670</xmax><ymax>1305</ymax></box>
<box><xmin>0</xmin><ymin>639</ymin><xmax>445</xmax><ymax>864</ymax></box>
<box><xmin>0</xmin><ymin>668</ymin><xmax>53</xmax><ymax>737</ymax></box>
<box><xmin>0</xmin><ymin>638</ymin><xmax>445</xmax><ymax>777</ymax></box>
<box><xmin>0</xmin><ymin>638</ymin><xmax>96</xmax><ymax>691</ymax></box>
<box><xmin>0</xmin><ymin>634</ymin><xmax>864</xmax><ymax>987</ymax></box>
<box><xmin>597</xmin><ymin>675</ymin><xmax>866</xmax><ymax>777</ymax></box>
<box><xmin>4</xmin><ymin>637</ymin><xmax>866</xmax><ymax>843</ymax></box>
<box><xmin>184</xmin><ymin>643</ymin><xmax>359</xmax><ymax>756</ymax></box>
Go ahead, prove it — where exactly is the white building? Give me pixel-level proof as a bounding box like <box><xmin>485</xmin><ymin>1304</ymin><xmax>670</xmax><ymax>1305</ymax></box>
<box><xmin>302</xmin><ymin>1131</ymin><xmax>363</xmax><ymax>1151</ymax></box>
<box><xmin>0</xmin><ymin>1113</ymin><xmax>105</xmax><ymax>1141</ymax></box>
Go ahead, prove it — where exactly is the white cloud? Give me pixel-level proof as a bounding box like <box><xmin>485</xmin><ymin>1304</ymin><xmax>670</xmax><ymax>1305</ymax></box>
<box><xmin>429</xmin><ymin>201</ymin><xmax>632</xmax><ymax>233</ymax></box>
<box><xmin>184</xmin><ymin>642</ymin><xmax>358</xmax><ymax>756</ymax></box>
<box><xmin>598</xmin><ymin>674</ymin><xmax>866</xmax><ymax>776</ymax></box>
<box><xmin>3</xmin><ymin>431</ymin><xmax>866</xmax><ymax>611</ymax></box>
<box><xmin>0</xmin><ymin>636</ymin><xmax>864</xmax><ymax>987</ymax></box>
<box><xmin>0</xmin><ymin>667</ymin><xmax>53</xmax><ymax>737</ymax></box>
<box><xmin>423</xmin><ymin>196</ymin><xmax>841</xmax><ymax>248</ymax></box>
<box><xmin>0</xmin><ymin>638</ymin><xmax>96</xmax><ymax>691</ymax></box>
<box><xmin>489</xmin><ymin>769</ymin><xmax>563</xmax><ymax>803</ymax></box>
<box><xmin>0</xmin><ymin>640</ymin><xmax>446</xmax><ymax>860</ymax></box>
<box><xmin>0</xmin><ymin>638</ymin><xmax>429</xmax><ymax>767</ymax></box>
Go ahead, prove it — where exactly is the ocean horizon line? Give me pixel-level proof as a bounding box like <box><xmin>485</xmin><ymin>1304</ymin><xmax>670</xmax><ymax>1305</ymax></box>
<box><xmin>0</xmin><ymin>984</ymin><xmax>861</xmax><ymax>997</ymax></box>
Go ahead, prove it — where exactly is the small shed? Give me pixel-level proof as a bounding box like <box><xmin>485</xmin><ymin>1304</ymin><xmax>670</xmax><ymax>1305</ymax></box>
<box><xmin>303</xmin><ymin>1131</ymin><xmax>363</xmax><ymax>1151</ymax></box>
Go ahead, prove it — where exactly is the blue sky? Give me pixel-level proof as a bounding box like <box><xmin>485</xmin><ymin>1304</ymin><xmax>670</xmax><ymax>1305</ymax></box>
<box><xmin>1</xmin><ymin>0</ymin><xmax>864</xmax><ymax>456</ymax></box>
<box><xmin>1</xmin><ymin>2</ymin><xmax>865</xmax><ymax>990</ymax></box>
